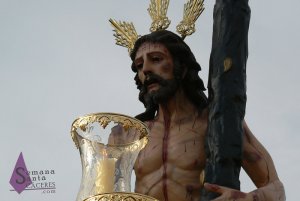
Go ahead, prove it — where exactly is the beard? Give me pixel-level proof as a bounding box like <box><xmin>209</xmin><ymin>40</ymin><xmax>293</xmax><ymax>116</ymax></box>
<box><xmin>141</xmin><ymin>73</ymin><xmax>180</xmax><ymax>106</ymax></box>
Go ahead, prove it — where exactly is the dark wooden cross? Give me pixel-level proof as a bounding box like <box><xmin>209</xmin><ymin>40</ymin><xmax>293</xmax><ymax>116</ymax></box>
<box><xmin>201</xmin><ymin>0</ymin><xmax>251</xmax><ymax>200</ymax></box>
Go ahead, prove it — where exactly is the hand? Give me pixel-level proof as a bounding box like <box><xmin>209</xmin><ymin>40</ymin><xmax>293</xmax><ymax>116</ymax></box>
<box><xmin>204</xmin><ymin>183</ymin><xmax>256</xmax><ymax>201</ymax></box>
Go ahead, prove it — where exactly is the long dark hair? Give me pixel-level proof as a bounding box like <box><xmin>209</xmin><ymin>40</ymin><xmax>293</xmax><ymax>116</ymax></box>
<box><xmin>130</xmin><ymin>30</ymin><xmax>208</xmax><ymax>121</ymax></box>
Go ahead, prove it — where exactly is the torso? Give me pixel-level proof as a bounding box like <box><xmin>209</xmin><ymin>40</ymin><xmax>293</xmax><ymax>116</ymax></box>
<box><xmin>134</xmin><ymin>111</ymin><xmax>208</xmax><ymax>201</ymax></box>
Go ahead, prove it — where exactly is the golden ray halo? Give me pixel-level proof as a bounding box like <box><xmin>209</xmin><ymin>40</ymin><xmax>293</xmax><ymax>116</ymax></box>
<box><xmin>109</xmin><ymin>0</ymin><xmax>205</xmax><ymax>53</ymax></box>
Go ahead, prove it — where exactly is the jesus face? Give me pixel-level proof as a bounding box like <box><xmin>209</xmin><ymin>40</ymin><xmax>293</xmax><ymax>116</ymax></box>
<box><xmin>134</xmin><ymin>42</ymin><xmax>180</xmax><ymax>104</ymax></box>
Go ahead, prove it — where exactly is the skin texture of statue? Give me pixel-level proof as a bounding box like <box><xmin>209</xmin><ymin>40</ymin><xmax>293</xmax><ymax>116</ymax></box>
<box><xmin>128</xmin><ymin>33</ymin><xmax>285</xmax><ymax>201</ymax></box>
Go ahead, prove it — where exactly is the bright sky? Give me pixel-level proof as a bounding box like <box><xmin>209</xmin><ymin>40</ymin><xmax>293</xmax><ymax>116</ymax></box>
<box><xmin>1</xmin><ymin>0</ymin><xmax>299</xmax><ymax>200</ymax></box>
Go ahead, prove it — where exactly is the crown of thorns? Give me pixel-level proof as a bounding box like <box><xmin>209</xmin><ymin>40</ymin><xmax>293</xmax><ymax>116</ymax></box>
<box><xmin>109</xmin><ymin>0</ymin><xmax>204</xmax><ymax>53</ymax></box>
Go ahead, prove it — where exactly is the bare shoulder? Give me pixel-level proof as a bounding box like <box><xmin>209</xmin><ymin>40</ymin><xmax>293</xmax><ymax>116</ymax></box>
<box><xmin>108</xmin><ymin>124</ymin><xmax>142</xmax><ymax>145</ymax></box>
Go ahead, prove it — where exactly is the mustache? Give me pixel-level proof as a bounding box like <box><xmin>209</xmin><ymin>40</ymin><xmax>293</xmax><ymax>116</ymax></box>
<box><xmin>143</xmin><ymin>73</ymin><xmax>167</xmax><ymax>88</ymax></box>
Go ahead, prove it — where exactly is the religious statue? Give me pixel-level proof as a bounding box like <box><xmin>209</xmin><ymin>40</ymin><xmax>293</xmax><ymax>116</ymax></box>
<box><xmin>108</xmin><ymin>0</ymin><xmax>286</xmax><ymax>201</ymax></box>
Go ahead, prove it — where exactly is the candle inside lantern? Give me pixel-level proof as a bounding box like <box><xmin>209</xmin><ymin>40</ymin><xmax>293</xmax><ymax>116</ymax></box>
<box><xmin>94</xmin><ymin>149</ymin><xmax>116</xmax><ymax>193</ymax></box>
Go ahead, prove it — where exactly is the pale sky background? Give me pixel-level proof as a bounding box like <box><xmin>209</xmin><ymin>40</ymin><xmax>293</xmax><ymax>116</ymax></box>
<box><xmin>0</xmin><ymin>0</ymin><xmax>299</xmax><ymax>200</ymax></box>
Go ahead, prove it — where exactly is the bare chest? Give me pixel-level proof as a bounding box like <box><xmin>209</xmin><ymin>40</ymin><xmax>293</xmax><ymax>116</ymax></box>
<box><xmin>134</xmin><ymin>119</ymin><xmax>207</xmax><ymax>176</ymax></box>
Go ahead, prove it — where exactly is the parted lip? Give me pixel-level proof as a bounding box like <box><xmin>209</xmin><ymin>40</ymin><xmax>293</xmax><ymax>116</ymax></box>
<box><xmin>147</xmin><ymin>83</ymin><xmax>159</xmax><ymax>91</ymax></box>
<box><xmin>144</xmin><ymin>79</ymin><xmax>158</xmax><ymax>87</ymax></box>
<box><xmin>144</xmin><ymin>74</ymin><xmax>163</xmax><ymax>89</ymax></box>
<box><xmin>144</xmin><ymin>79</ymin><xmax>161</xmax><ymax>92</ymax></box>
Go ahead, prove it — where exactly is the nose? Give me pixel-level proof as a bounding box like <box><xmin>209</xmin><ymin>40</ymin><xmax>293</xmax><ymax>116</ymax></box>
<box><xmin>142</xmin><ymin>59</ymin><xmax>152</xmax><ymax>76</ymax></box>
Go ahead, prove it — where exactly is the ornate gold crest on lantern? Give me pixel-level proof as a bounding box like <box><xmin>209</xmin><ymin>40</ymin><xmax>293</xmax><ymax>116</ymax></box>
<box><xmin>71</xmin><ymin>1</ymin><xmax>205</xmax><ymax>201</ymax></box>
<box><xmin>71</xmin><ymin>113</ymin><xmax>156</xmax><ymax>201</ymax></box>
